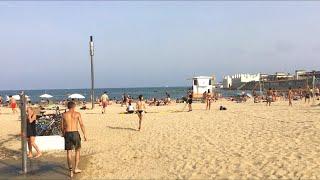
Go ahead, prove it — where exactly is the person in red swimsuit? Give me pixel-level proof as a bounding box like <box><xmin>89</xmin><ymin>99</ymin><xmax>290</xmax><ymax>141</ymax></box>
<box><xmin>9</xmin><ymin>96</ymin><xmax>18</xmax><ymax>114</ymax></box>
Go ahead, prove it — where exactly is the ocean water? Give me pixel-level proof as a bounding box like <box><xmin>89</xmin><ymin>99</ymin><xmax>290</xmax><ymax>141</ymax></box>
<box><xmin>0</xmin><ymin>87</ymin><xmax>243</xmax><ymax>103</ymax></box>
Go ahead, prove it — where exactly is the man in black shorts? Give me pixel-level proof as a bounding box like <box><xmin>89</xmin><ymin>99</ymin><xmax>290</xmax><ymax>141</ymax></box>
<box><xmin>61</xmin><ymin>101</ymin><xmax>87</xmax><ymax>177</ymax></box>
<box><xmin>187</xmin><ymin>90</ymin><xmax>193</xmax><ymax>112</ymax></box>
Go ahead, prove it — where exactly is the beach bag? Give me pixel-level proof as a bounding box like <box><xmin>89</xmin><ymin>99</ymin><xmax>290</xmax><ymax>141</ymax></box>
<box><xmin>219</xmin><ymin>106</ymin><xmax>227</xmax><ymax>110</ymax></box>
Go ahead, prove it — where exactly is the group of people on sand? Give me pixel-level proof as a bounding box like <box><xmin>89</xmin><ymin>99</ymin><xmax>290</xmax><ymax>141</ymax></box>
<box><xmin>99</xmin><ymin>92</ymin><xmax>146</xmax><ymax>130</ymax></box>
<box><xmin>0</xmin><ymin>95</ymin><xmax>18</xmax><ymax>114</ymax></box>
<box><xmin>24</xmin><ymin>101</ymin><xmax>87</xmax><ymax>178</ymax></box>
<box><xmin>263</xmin><ymin>86</ymin><xmax>320</xmax><ymax>106</ymax></box>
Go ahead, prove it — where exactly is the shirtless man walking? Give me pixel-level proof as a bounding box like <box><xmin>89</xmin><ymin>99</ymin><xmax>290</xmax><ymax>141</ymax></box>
<box><xmin>61</xmin><ymin>101</ymin><xmax>87</xmax><ymax>178</ymax></box>
<box><xmin>266</xmin><ymin>88</ymin><xmax>273</xmax><ymax>106</ymax></box>
<box><xmin>136</xmin><ymin>95</ymin><xmax>146</xmax><ymax>131</ymax></box>
<box><xmin>100</xmin><ymin>92</ymin><xmax>109</xmax><ymax>114</ymax></box>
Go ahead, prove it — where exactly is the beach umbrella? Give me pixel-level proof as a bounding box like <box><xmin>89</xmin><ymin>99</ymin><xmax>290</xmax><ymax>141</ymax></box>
<box><xmin>245</xmin><ymin>93</ymin><xmax>253</xmax><ymax>98</ymax></box>
<box><xmin>68</xmin><ymin>93</ymin><xmax>85</xmax><ymax>99</ymax></box>
<box><xmin>39</xmin><ymin>94</ymin><xmax>53</xmax><ymax>98</ymax></box>
<box><xmin>12</xmin><ymin>95</ymin><xmax>21</xmax><ymax>100</ymax></box>
<box><xmin>9</xmin><ymin>95</ymin><xmax>30</xmax><ymax>101</ymax></box>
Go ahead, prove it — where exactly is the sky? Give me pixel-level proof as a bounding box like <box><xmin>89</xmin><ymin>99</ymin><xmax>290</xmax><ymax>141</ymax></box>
<box><xmin>0</xmin><ymin>1</ymin><xmax>320</xmax><ymax>90</ymax></box>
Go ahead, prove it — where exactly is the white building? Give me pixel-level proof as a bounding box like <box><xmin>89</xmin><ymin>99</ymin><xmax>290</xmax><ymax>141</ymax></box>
<box><xmin>295</xmin><ymin>70</ymin><xmax>306</xmax><ymax>80</ymax></box>
<box><xmin>192</xmin><ymin>76</ymin><xmax>213</xmax><ymax>98</ymax></box>
<box><xmin>222</xmin><ymin>76</ymin><xmax>232</xmax><ymax>88</ymax></box>
<box><xmin>223</xmin><ymin>73</ymin><xmax>261</xmax><ymax>89</ymax></box>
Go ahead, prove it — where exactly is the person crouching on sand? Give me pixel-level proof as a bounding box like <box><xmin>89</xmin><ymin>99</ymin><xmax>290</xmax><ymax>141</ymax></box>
<box><xmin>126</xmin><ymin>100</ymin><xmax>135</xmax><ymax>114</ymax></box>
<box><xmin>62</xmin><ymin>101</ymin><xmax>87</xmax><ymax>178</ymax></box>
<box><xmin>27</xmin><ymin>107</ymin><xmax>42</xmax><ymax>158</ymax></box>
<box><xmin>136</xmin><ymin>95</ymin><xmax>146</xmax><ymax>131</ymax></box>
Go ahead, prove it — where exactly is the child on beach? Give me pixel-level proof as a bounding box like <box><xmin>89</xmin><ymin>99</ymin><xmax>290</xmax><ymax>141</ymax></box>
<box><xmin>136</xmin><ymin>95</ymin><xmax>146</xmax><ymax>131</ymax></box>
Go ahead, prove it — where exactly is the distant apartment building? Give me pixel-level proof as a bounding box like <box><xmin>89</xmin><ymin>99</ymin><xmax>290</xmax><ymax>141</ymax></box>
<box><xmin>222</xmin><ymin>76</ymin><xmax>232</xmax><ymax>88</ymax></box>
<box><xmin>267</xmin><ymin>72</ymin><xmax>294</xmax><ymax>81</ymax></box>
<box><xmin>295</xmin><ymin>70</ymin><xmax>307</xmax><ymax>80</ymax></box>
<box><xmin>223</xmin><ymin>73</ymin><xmax>261</xmax><ymax>89</ymax></box>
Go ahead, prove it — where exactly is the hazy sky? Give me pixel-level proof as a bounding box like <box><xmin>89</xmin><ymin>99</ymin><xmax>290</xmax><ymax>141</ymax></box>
<box><xmin>1</xmin><ymin>1</ymin><xmax>320</xmax><ymax>90</ymax></box>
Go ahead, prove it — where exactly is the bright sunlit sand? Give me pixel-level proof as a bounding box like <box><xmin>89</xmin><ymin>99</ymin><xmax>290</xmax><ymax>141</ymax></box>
<box><xmin>1</xmin><ymin>99</ymin><xmax>320</xmax><ymax>179</ymax></box>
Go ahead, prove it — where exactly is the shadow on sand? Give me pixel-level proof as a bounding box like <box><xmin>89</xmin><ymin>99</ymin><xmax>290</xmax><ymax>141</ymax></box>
<box><xmin>106</xmin><ymin>126</ymin><xmax>138</xmax><ymax>132</ymax></box>
<box><xmin>0</xmin><ymin>134</ymin><xmax>88</xmax><ymax>179</ymax></box>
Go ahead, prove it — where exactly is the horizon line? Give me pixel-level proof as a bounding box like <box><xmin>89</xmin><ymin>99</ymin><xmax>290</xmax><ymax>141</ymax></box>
<box><xmin>0</xmin><ymin>85</ymin><xmax>190</xmax><ymax>92</ymax></box>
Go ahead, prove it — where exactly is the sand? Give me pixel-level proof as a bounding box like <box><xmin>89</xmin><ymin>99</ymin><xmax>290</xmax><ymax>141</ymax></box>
<box><xmin>0</xmin><ymin>99</ymin><xmax>320</xmax><ymax>179</ymax></box>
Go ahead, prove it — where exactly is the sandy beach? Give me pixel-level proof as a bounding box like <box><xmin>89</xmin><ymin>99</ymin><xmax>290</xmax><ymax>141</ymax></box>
<box><xmin>1</xmin><ymin>99</ymin><xmax>320</xmax><ymax>179</ymax></box>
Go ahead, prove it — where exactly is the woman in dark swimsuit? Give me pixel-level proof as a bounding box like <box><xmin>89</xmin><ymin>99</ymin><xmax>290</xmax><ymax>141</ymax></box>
<box><xmin>206</xmin><ymin>89</ymin><xmax>212</xmax><ymax>110</ymax></box>
<box><xmin>27</xmin><ymin>107</ymin><xmax>42</xmax><ymax>158</ymax></box>
<box><xmin>136</xmin><ymin>95</ymin><xmax>146</xmax><ymax>131</ymax></box>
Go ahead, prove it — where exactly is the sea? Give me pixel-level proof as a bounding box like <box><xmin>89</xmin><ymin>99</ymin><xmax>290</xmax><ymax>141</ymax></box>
<box><xmin>0</xmin><ymin>87</ymin><xmax>244</xmax><ymax>103</ymax></box>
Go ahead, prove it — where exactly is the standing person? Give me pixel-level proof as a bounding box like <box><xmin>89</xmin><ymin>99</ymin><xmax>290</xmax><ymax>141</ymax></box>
<box><xmin>202</xmin><ymin>91</ymin><xmax>207</xmax><ymax>103</ymax></box>
<box><xmin>187</xmin><ymin>90</ymin><xmax>193</xmax><ymax>112</ymax></box>
<box><xmin>305</xmin><ymin>86</ymin><xmax>311</xmax><ymax>104</ymax></box>
<box><xmin>9</xmin><ymin>96</ymin><xmax>18</xmax><ymax>114</ymax></box>
<box><xmin>288</xmin><ymin>87</ymin><xmax>293</xmax><ymax>107</ymax></box>
<box><xmin>266</xmin><ymin>88</ymin><xmax>273</xmax><ymax>106</ymax></box>
<box><xmin>315</xmin><ymin>86</ymin><xmax>319</xmax><ymax>98</ymax></box>
<box><xmin>206</xmin><ymin>89</ymin><xmax>212</xmax><ymax>110</ymax></box>
<box><xmin>26</xmin><ymin>107</ymin><xmax>42</xmax><ymax>158</ymax></box>
<box><xmin>165</xmin><ymin>92</ymin><xmax>171</xmax><ymax>104</ymax></box>
<box><xmin>272</xmin><ymin>88</ymin><xmax>277</xmax><ymax>102</ymax></box>
<box><xmin>0</xmin><ymin>96</ymin><xmax>2</xmax><ymax>114</ymax></box>
<box><xmin>61</xmin><ymin>101</ymin><xmax>87</xmax><ymax>178</ymax></box>
<box><xmin>298</xmin><ymin>87</ymin><xmax>303</xmax><ymax>100</ymax></box>
<box><xmin>122</xmin><ymin>93</ymin><xmax>128</xmax><ymax>107</ymax></box>
<box><xmin>136</xmin><ymin>95</ymin><xmax>146</xmax><ymax>131</ymax></box>
<box><xmin>100</xmin><ymin>92</ymin><xmax>109</xmax><ymax>114</ymax></box>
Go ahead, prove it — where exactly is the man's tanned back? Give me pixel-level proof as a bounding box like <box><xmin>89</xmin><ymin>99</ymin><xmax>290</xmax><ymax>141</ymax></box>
<box><xmin>63</xmin><ymin>111</ymin><xmax>81</xmax><ymax>132</ymax></box>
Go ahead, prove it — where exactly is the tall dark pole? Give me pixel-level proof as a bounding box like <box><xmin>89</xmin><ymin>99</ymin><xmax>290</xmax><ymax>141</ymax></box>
<box><xmin>19</xmin><ymin>92</ymin><xmax>27</xmax><ymax>174</ymax></box>
<box><xmin>90</xmin><ymin>36</ymin><xmax>95</xmax><ymax>109</ymax></box>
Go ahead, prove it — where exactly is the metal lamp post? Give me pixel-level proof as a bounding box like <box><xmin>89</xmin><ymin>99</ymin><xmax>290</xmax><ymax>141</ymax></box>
<box><xmin>19</xmin><ymin>91</ymin><xmax>27</xmax><ymax>174</ymax></box>
<box><xmin>89</xmin><ymin>36</ymin><xmax>95</xmax><ymax>109</ymax></box>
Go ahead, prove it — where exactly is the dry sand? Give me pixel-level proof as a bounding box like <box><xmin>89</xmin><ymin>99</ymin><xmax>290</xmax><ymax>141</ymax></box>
<box><xmin>1</xmin><ymin>99</ymin><xmax>320</xmax><ymax>179</ymax></box>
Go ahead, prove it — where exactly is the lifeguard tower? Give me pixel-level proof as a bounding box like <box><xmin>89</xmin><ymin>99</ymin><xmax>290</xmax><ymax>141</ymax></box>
<box><xmin>191</xmin><ymin>76</ymin><xmax>214</xmax><ymax>99</ymax></box>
